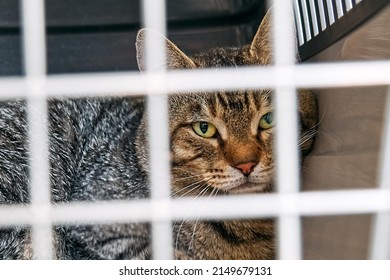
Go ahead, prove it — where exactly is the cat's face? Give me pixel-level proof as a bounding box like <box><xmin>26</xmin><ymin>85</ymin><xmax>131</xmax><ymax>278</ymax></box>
<box><xmin>168</xmin><ymin>91</ymin><xmax>274</xmax><ymax>196</ymax></box>
<box><xmin>136</xmin><ymin>11</ymin><xmax>318</xmax><ymax>197</ymax></box>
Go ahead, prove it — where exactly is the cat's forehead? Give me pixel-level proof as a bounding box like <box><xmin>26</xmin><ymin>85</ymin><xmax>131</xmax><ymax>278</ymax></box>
<box><xmin>208</xmin><ymin>90</ymin><xmax>271</xmax><ymax>111</ymax></box>
<box><xmin>169</xmin><ymin>90</ymin><xmax>272</xmax><ymax>121</ymax></box>
<box><xmin>192</xmin><ymin>47</ymin><xmax>250</xmax><ymax>68</ymax></box>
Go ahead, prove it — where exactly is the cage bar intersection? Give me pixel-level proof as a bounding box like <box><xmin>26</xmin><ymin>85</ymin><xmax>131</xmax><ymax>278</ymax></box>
<box><xmin>0</xmin><ymin>0</ymin><xmax>389</xmax><ymax>260</ymax></box>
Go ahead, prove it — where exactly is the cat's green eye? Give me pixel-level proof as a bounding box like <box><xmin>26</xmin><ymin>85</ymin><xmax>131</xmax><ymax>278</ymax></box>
<box><xmin>192</xmin><ymin>122</ymin><xmax>217</xmax><ymax>138</ymax></box>
<box><xmin>259</xmin><ymin>112</ymin><xmax>275</xmax><ymax>130</ymax></box>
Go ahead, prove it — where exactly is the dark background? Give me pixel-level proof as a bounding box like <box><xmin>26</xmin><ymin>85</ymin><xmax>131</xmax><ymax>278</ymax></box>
<box><xmin>0</xmin><ymin>0</ymin><xmax>266</xmax><ymax>75</ymax></box>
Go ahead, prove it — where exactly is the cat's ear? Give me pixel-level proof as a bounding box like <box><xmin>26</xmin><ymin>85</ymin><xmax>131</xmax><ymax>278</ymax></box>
<box><xmin>249</xmin><ymin>9</ymin><xmax>272</xmax><ymax>65</ymax></box>
<box><xmin>136</xmin><ymin>29</ymin><xmax>196</xmax><ymax>71</ymax></box>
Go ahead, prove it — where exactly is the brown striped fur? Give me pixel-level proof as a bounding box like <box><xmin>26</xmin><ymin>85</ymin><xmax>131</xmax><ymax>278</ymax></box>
<box><xmin>135</xmin><ymin>10</ymin><xmax>318</xmax><ymax>259</ymax></box>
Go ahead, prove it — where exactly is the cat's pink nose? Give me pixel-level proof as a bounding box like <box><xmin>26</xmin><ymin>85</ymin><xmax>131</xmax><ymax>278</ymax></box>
<box><xmin>235</xmin><ymin>162</ymin><xmax>257</xmax><ymax>176</ymax></box>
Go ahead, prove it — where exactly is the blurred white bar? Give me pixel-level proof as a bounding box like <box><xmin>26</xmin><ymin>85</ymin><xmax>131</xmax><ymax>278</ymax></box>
<box><xmin>273</xmin><ymin>0</ymin><xmax>296</xmax><ymax>65</ymax></box>
<box><xmin>273</xmin><ymin>0</ymin><xmax>301</xmax><ymax>260</ymax></box>
<box><xmin>21</xmin><ymin>0</ymin><xmax>52</xmax><ymax>260</ymax></box>
<box><xmin>21</xmin><ymin>0</ymin><xmax>46</xmax><ymax>77</ymax></box>
<box><xmin>1</xmin><ymin>189</ymin><xmax>390</xmax><ymax>225</ymax></box>
<box><xmin>141</xmin><ymin>0</ymin><xmax>172</xmax><ymax>260</ymax></box>
<box><xmin>142</xmin><ymin>0</ymin><xmax>167</xmax><ymax>70</ymax></box>
<box><xmin>0</xmin><ymin>61</ymin><xmax>389</xmax><ymax>99</ymax></box>
<box><xmin>370</xmin><ymin>88</ymin><xmax>390</xmax><ymax>259</ymax></box>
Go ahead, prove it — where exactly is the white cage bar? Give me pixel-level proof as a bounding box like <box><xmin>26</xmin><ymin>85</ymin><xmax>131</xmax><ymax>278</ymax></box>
<box><xmin>0</xmin><ymin>0</ymin><xmax>388</xmax><ymax>260</ymax></box>
<box><xmin>21</xmin><ymin>0</ymin><xmax>52</xmax><ymax>260</ymax></box>
<box><xmin>141</xmin><ymin>0</ymin><xmax>173</xmax><ymax>261</ymax></box>
<box><xmin>273</xmin><ymin>0</ymin><xmax>302</xmax><ymax>260</ymax></box>
<box><xmin>370</xmin><ymin>88</ymin><xmax>390</xmax><ymax>260</ymax></box>
<box><xmin>1</xmin><ymin>189</ymin><xmax>390</xmax><ymax>226</ymax></box>
<box><xmin>0</xmin><ymin>61</ymin><xmax>389</xmax><ymax>99</ymax></box>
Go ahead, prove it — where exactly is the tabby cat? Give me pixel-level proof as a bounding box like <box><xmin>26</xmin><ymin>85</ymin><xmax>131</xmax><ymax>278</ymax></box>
<box><xmin>0</xmin><ymin>11</ymin><xmax>317</xmax><ymax>259</ymax></box>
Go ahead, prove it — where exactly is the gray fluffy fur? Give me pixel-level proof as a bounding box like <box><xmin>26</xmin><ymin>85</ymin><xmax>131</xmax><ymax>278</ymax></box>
<box><xmin>0</xmin><ymin>97</ymin><xmax>151</xmax><ymax>259</ymax></box>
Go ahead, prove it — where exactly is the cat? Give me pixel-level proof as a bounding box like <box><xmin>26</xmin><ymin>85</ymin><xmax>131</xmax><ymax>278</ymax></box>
<box><xmin>0</xmin><ymin>11</ymin><xmax>318</xmax><ymax>259</ymax></box>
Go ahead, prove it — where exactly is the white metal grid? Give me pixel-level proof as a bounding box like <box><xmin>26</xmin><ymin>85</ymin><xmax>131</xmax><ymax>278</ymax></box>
<box><xmin>141</xmin><ymin>0</ymin><xmax>172</xmax><ymax>261</ymax></box>
<box><xmin>21</xmin><ymin>0</ymin><xmax>52</xmax><ymax>260</ymax></box>
<box><xmin>370</xmin><ymin>87</ymin><xmax>390</xmax><ymax>260</ymax></box>
<box><xmin>0</xmin><ymin>0</ymin><xmax>389</xmax><ymax>260</ymax></box>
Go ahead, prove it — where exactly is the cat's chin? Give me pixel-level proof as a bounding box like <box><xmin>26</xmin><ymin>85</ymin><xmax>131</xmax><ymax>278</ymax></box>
<box><xmin>226</xmin><ymin>182</ymin><xmax>272</xmax><ymax>194</ymax></box>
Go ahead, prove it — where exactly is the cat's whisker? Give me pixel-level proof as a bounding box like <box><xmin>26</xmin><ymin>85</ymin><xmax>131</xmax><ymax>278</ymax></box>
<box><xmin>189</xmin><ymin>221</ymin><xmax>198</xmax><ymax>255</ymax></box>
<box><xmin>188</xmin><ymin>183</ymin><xmax>214</xmax><ymax>255</ymax></box>
<box><xmin>300</xmin><ymin>132</ymin><xmax>316</xmax><ymax>142</ymax></box>
<box><xmin>172</xmin><ymin>177</ymin><xmax>213</xmax><ymax>198</ymax></box>
<box><xmin>173</xmin><ymin>219</ymin><xmax>187</xmax><ymax>257</ymax></box>
<box><xmin>307</xmin><ymin>101</ymin><xmax>327</xmax><ymax>130</ymax></box>
<box><xmin>187</xmin><ymin>184</ymin><xmax>222</xmax><ymax>255</ymax></box>
<box><xmin>299</xmin><ymin>129</ymin><xmax>317</xmax><ymax>147</ymax></box>
<box><xmin>172</xmin><ymin>173</ymin><xmax>204</xmax><ymax>183</ymax></box>
<box><xmin>318</xmin><ymin>128</ymin><xmax>342</xmax><ymax>148</ymax></box>
<box><xmin>173</xmin><ymin>181</ymin><xmax>212</xmax><ymax>258</ymax></box>
<box><xmin>209</xmin><ymin>186</ymin><xmax>221</xmax><ymax>201</ymax></box>
<box><xmin>300</xmin><ymin>129</ymin><xmax>317</xmax><ymax>139</ymax></box>
<box><xmin>172</xmin><ymin>182</ymin><xmax>204</xmax><ymax>198</ymax></box>
<box><xmin>171</xmin><ymin>179</ymin><xmax>206</xmax><ymax>197</ymax></box>
<box><xmin>173</xmin><ymin>183</ymin><xmax>206</xmax><ymax>254</ymax></box>
<box><xmin>196</xmin><ymin>184</ymin><xmax>212</xmax><ymax>199</ymax></box>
